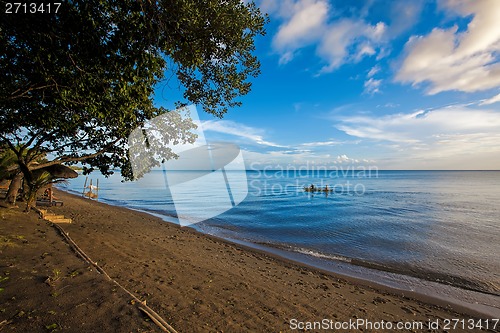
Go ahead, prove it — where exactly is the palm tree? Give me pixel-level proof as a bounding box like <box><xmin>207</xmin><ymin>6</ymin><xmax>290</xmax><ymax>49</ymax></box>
<box><xmin>24</xmin><ymin>171</ymin><xmax>68</xmax><ymax>212</ymax></box>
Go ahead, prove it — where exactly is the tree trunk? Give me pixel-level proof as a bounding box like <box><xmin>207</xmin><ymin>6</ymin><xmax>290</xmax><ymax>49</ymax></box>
<box><xmin>24</xmin><ymin>188</ymin><xmax>37</xmax><ymax>212</ymax></box>
<box><xmin>5</xmin><ymin>172</ymin><xmax>22</xmax><ymax>205</ymax></box>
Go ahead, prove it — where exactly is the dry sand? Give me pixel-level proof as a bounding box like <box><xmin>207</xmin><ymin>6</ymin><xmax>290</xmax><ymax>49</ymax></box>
<box><xmin>0</xmin><ymin>189</ymin><xmax>495</xmax><ymax>332</ymax></box>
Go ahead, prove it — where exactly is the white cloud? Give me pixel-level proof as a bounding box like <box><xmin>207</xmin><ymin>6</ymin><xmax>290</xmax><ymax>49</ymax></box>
<box><xmin>355</xmin><ymin>43</ymin><xmax>376</xmax><ymax>60</ymax></box>
<box><xmin>278</xmin><ymin>51</ymin><xmax>295</xmax><ymax>65</ymax></box>
<box><xmin>259</xmin><ymin>0</ymin><xmax>296</xmax><ymax>17</ymax></box>
<box><xmin>271</xmin><ymin>0</ymin><xmax>329</xmax><ymax>64</ymax></box>
<box><xmin>386</xmin><ymin>0</ymin><xmax>425</xmax><ymax>37</ymax></box>
<box><xmin>200</xmin><ymin>118</ymin><xmax>371</xmax><ymax>167</ymax></box>
<box><xmin>335</xmin><ymin>105</ymin><xmax>500</xmax><ymax>167</ymax></box>
<box><xmin>396</xmin><ymin>0</ymin><xmax>500</xmax><ymax>94</ymax></box>
<box><xmin>242</xmin><ymin>148</ymin><xmax>370</xmax><ymax>169</ymax></box>
<box><xmin>367</xmin><ymin>65</ymin><xmax>380</xmax><ymax>78</ymax></box>
<box><xmin>335</xmin><ymin>154</ymin><xmax>359</xmax><ymax>164</ymax></box>
<box><xmin>376</xmin><ymin>102</ymin><xmax>399</xmax><ymax>108</ymax></box>
<box><xmin>480</xmin><ymin>92</ymin><xmax>500</xmax><ymax>105</ymax></box>
<box><xmin>318</xmin><ymin>20</ymin><xmax>386</xmax><ymax>73</ymax></box>
<box><xmin>364</xmin><ymin>78</ymin><xmax>382</xmax><ymax>94</ymax></box>
<box><xmin>365</xmin><ymin>65</ymin><xmax>382</xmax><ymax>94</ymax></box>
<box><xmin>268</xmin><ymin>0</ymin><xmax>387</xmax><ymax>72</ymax></box>
<box><xmin>201</xmin><ymin>120</ymin><xmax>287</xmax><ymax>148</ymax></box>
<box><xmin>339</xmin><ymin>107</ymin><xmax>500</xmax><ymax>141</ymax></box>
<box><xmin>242</xmin><ymin>148</ymin><xmax>328</xmax><ymax>167</ymax></box>
<box><xmin>300</xmin><ymin>140</ymin><xmax>341</xmax><ymax>147</ymax></box>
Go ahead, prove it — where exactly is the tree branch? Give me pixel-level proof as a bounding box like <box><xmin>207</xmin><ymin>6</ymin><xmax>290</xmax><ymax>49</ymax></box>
<box><xmin>29</xmin><ymin>138</ymin><xmax>121</xmax><ymax>171</ymax></box>
<box><xmin>0</xmin><ymin>134</ymin><xmax>20</xmax><ymax>156</ymax></box>
<box><xmin>5</xmin><ymin>83</ymin><xmax>64</xmax><ymax>101</ymax></box>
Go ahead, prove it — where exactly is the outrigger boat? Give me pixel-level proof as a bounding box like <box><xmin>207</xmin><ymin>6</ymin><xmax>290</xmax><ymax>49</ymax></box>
<box><xmin>304</xmin><ymin>185</ymin><xmax>333</xmax><ymax>193</ymax></box>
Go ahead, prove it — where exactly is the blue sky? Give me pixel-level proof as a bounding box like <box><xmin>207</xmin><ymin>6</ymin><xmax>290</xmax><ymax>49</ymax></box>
<box><xmin>157</xmin><ymin>0</ymin><xmax>500</xmax><ymax>170</ymax></box>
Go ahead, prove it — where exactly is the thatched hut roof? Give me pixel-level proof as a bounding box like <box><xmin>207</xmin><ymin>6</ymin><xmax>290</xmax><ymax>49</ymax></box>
<box><xmin>33</xmin><ymin>164</ymin><xmax>78</xmax><ymax>179</ymax></box>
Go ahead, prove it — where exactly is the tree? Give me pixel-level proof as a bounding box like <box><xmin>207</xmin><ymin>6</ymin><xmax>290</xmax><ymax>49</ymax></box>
<box><xmin>0</xmin><ymin>147</ymin><xmax>16</xmax><ymax>182</ymax></box>
<box><xmin>0</xmin><ymin>147</ymin><xmax>23</xmax><ymax>205</ymax></box>
<box><xmin>0</xmin><ymin>0</ymin><xmax>266</xmax><ymax>209</ymax></box>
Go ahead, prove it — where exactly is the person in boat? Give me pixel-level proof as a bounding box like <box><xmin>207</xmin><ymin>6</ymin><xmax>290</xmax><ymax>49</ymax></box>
<box><xmin>324</xmin><ymin>185</ymin><xmax>329</xmax><ymax>192</ymax></box>
<box><xmin>309</xmin><ymin>184</ymin><xmax>315</xmax><ymax>191</ymax></box>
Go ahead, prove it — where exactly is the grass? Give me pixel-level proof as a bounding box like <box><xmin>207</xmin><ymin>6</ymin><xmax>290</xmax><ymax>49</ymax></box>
<box><xmin>68</xmin><ymin>270</ymin><xmax>79</xmax><ymax>278</ymax></box>
<box><xmin>50</xmin><ymin>269</ymin><xmax>61</xmax><ymax>281</ymax></box>
<box><xmin>45</xmin><ymin>269</ymin><xmax>62</xmax><ymax>286</ymax></box>
<box><xmin>0</xmin><ymin>276</ymin><xmax>8</xmax><ymax>293</ymax></box>
<box><xmin>45</xmin><ymin>323</ymin><xmax>58</xmax><ymax>331</ymax></box>
<box><xmin>1</xmin><ymin>234</ymin><xmax>26</xmax><ymax>248</ymax></box>
<box><xmin>1</xmin><ymin>236</ymin><xmax>19</xmax><ymax>248</ymax></box>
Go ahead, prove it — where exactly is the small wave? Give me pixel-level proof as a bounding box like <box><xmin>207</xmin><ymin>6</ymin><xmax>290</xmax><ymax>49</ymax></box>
<box><xmin>257</xmin><ymin>243</ymin><xmax>354</xmax><ymax>263</ymax></box>
<box><xmin>292</xmin><ymin>247</ymin><xmax>352</xmax><ymax>263</ymax></box>
<box><xmin>257</xmin><ymin>242</ymin><xmax>500</xmax><ymax>297</ymax></box>
<box><xmin>347</xmin><ymin>259</ymin><xmax>500</xmax><ymax>297</ymax></box>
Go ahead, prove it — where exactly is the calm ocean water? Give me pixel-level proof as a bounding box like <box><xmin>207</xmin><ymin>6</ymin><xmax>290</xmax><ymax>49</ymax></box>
<box><xmin>63</xmin><ymin>170</ymin><xmax>500</xmax><ymax>313</ymax></box>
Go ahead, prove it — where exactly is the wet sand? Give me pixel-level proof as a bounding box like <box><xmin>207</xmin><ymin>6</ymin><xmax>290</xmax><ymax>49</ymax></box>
<box><xmin>0</xmin><ymin>189</ymin><xmax>496</xmax><ymax>332</ymax></box>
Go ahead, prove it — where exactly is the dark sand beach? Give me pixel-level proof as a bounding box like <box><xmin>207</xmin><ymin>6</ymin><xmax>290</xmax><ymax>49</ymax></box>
<box><xmin>0</xmin><ymin>189</ymin><xmax>496</xmax><ymax>332</ymax></box>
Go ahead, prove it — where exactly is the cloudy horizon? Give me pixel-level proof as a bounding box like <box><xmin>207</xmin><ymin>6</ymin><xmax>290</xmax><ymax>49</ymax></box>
<box><xmin>158</xmin><ymin>0</ymin><xmax>500</xmax><ymax>170</ymax></box>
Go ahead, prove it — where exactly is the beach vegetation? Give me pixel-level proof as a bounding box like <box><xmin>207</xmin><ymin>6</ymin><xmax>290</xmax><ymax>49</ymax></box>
<box><xmin>68</xmin><ymin>270</ymin><xmax>79</xmax><ymax>278</ymax></box>
<box><xmin>45</xmin><ymin>268</ymin><xmax>62</xmax><ymax>286</ymax></box>
<box><xmin>0</xmin><ymin>275</ymin><xmax>8</xmax><ymax>293</ymax></box>
<box><xmin>0</xmin><ymin>0</ymin><xmax>266</xmax><ymax>209</ymax></box>
<box><xmin>0</xmin><ymin>146</ymin><xmax>57</xmax><ymax>208</ymax></box>
<box><xmin>1</xmin><ymin>236</ymin><xmax>19</xmax><ymax>248</ymax></box>
<box><xmin>45</xmin><ymin>323</ymin><xmax>58</xmax><ymax>331</ymax></box>
<box><xmin>23</xmin><ymin>171</ymin><xmax>68</xmax><ymax>211</ymax></box>
<box><xmin>0</xmin><ymin>148</ymin><xmax>17</xmax><ymax>181</ymax></box>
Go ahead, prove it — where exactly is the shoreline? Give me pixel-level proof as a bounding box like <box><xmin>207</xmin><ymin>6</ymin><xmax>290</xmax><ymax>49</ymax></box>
<box><xmin>193</xmin><ymin>234</ymin><xmax>500</xmax><ymax>319</ymax></box>
<box><xmin>2</xmin><ymin>188</ymin><xmax>499</xmax><ymax>332</ymax></box>
<box><xmin>62</xmin><ymin>186</ymin><xmax>500</xmax><ymax>318</ymax></box>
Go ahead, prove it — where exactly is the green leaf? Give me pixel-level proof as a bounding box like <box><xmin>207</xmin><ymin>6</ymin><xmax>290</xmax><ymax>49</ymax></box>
<box><xmin>0</xmin><ymin>0</ymin><xmax>266</xmax><ymax>188</ymax></box>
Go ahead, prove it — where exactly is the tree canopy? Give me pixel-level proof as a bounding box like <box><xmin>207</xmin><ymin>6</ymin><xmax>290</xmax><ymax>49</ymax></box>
<box><xmin>0</xmin><ymin>0</ymin><xmax>266</xmax><ymax>205</ymax></box>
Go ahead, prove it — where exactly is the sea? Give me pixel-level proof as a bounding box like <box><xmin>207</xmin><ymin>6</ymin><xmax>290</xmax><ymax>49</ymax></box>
<box><xmin>62</xmin><ymin>169</ymin><xmax>500</xmax><ymax>316</ymax></box>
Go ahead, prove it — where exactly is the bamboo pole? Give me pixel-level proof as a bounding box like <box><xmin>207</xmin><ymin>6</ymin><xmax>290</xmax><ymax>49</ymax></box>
<box><xmin>51</xmin><ymin>223</ymin><xmax>178</xmax><ymax>333</ymax></box>
<box><xmin>82</xmin><ymin>177</ymin><xmax>88</xmax><ymax>197</ymax></box>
